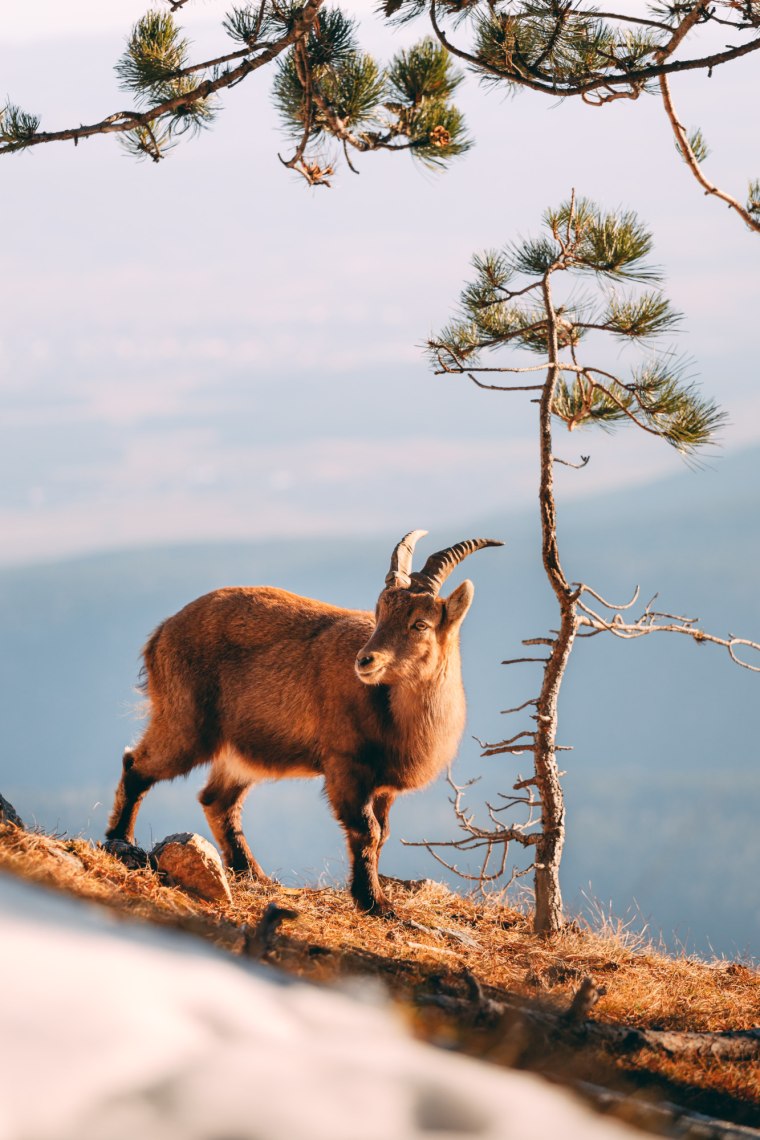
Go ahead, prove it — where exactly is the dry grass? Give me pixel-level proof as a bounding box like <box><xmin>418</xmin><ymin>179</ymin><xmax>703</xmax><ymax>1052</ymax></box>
<box><xmin>2</xmin><ymin>822</ymin><xmax>759</xmax><ymax>1133</ymax></box>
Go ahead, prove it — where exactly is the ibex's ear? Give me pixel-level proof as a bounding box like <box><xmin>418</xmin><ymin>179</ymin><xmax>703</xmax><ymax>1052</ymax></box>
<box><xmin>443</xmin><ymin>580</ymin><xmax>474</xmax><ymax>628</ymax></box>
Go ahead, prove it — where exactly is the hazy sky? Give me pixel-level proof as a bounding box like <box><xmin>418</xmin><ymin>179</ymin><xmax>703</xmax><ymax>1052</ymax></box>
<box><xmin>1</xmin><ymin>3</ymin><xmax>758</xmax><ymax>564</ymax></box>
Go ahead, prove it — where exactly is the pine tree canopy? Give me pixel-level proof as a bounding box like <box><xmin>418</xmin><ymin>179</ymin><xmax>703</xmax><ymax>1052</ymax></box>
<box><xmin>428</xmin><ymin>195</ymin><xmax>726</xmax><ymax>455</ymax></box>
<box><xmin>1</xmin><ymin>1</ymin><xmax>758</xmax><ymax>227</ymax></box>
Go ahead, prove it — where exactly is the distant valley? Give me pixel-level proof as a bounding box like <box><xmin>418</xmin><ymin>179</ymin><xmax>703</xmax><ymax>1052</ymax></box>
<box><xmin>1</xmin><ymin>446</ymin><xmax>758</xmax><ymax>958</ymax></box>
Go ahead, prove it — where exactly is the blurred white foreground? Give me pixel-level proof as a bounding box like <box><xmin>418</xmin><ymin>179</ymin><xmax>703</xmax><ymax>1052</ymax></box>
<box><xmin>0</xmin><ymin>876</ymin><xmax>637</xmax><ymax>1140</ymax></box>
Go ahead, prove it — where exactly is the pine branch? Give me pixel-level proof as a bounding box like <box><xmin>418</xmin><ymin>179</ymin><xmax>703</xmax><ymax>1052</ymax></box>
<box><xmin>428</xmin><ymin>0</ymin><xmax>760</xmax><ymax>99</ymax></box>
<box><xmin>273</xmin><ymin>30</ymin><xmax>470</xmax><ymax>181</ymax></box>
<box><xmin>0</xmin><ymin>1</ymin><xmax>327</xmax><ymax>157</ymax></box>
<box><xmin>0</xmin><ymin>102</ymin><xmax>41</xmax><ymax>152</ymax></box>
<box><xmin>659</xmin><ymin>74</ymin><xmax>760</xmax><ymax>234</ymax></box>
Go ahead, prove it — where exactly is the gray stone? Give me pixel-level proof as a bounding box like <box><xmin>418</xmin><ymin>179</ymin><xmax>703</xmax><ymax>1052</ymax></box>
<box><xmin>37</xmin><ymin>835</ymin><xmax>83</xmax><ymax>869</ymax></box>
<box><xmin>0</xmin><ymin>794</ymin><xmax>24</xmax><ymax>829</ymax></box>
<box><xmin>151</xmin><ymin>832</ymin><xmax>232</xmax><ymax>904</ymax></box>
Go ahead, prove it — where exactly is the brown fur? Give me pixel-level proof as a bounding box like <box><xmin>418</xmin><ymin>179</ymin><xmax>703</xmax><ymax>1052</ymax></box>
<box><xmin>106</xmin><ymin>578</ymin><xmax>476</xmax><ymax>915</ymax></box>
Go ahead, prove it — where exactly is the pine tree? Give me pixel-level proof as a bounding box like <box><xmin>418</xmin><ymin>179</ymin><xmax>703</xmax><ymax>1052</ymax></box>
<box><xmin>2</xmin><ymin>2</ymin><xmax>758</xmax><ymax>228</ymax></box>
<box><xmin>0</xmin><ymin>4</ymin><xmax>470</xmax><ymax>185</ymax></box>
<box><xmin>423</xmin><ymin>194</ymin><xmax>758</xmax><ymax>935</ymax></box>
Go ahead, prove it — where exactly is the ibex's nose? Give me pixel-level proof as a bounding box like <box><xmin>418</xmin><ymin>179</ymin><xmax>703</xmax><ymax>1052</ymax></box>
<box><xmin>357</xmin><ymin>654</ymin><xmax>375</xmax><ymax>669</ymax></box>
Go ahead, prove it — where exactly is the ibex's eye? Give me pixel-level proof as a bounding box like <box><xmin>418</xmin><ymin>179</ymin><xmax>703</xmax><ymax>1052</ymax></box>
<box><xmin>412</xmin><ymin>620</ymin><xmax>429</xmax><ymax>632</ymax></box>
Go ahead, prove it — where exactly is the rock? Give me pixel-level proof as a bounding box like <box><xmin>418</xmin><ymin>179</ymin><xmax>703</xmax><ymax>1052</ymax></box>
<box><xmin>0</xmin><ymin>794</ymin><xmax>24</xmax><ymax>829</ymax></box>
<box><xmin>151</xmin><ymin>833</ymin><xmax>232</xmax><ymax>904</ymax></box>
<box><xmin>36</xmin><ymin>835</ymin><xmax>83</xmax><ymax>869</ymax></box>
<box><xmin>102</xmin><ymin>838</ymin><xmax>149</xmax><ymax>869</ymax></box>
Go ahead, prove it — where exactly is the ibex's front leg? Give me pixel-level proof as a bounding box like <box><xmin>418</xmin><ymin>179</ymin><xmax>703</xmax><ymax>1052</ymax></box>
<box><xmin>325</xmin><ymin>769</ymin><xmax>392</xmax><ymax>916</ymax></box>
<box><xmin>373</xmin><ymin>790</ymin><xmax>396</xmax><ymax>854</ymax></box>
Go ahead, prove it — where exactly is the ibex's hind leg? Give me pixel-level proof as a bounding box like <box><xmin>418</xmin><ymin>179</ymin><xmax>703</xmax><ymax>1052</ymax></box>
<box><xmin>106</xmin><ymin>720</ymin><xmax>202</xmax><ymax>845</ymax></box>
<box><xmin>199</xmin><ymin>765</ymin><xmax>269</xmax><ymax>880</ymax></box>
<box><xmin>106</xmin><ymin>748</ymin><xmax>155</xmax><ymax>844</ymax></box>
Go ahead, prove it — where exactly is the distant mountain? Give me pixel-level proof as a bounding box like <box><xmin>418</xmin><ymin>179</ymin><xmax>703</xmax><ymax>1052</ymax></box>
<box><xmin>1</xmin><ymin>446</ymin><xmax>758</xmax><ymax>958</ymax></box>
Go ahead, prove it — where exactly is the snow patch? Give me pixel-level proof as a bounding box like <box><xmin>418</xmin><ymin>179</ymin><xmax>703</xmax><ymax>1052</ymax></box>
<box><xmin>0</xmin><ymin>876</ymin><xmax>636</xmax><ymax>1140</ymax></box>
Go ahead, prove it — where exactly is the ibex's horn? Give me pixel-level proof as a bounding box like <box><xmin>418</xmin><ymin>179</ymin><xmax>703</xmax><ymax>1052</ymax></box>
<box><xmin>411</xmin><ymin>538</ymin><xmax>504</xmax><ymax>595</ymax></box>
<box><xmin>385</xmin><ymin>530</ymin><xmax>428</xmax><ymax>588</ymax></box>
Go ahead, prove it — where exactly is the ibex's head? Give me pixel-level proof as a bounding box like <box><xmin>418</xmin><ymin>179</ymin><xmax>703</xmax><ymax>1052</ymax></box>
<box><xmin>355</xmin><ymin>530</ymin><xmax>503</xmax><ymax>686</ymax></box>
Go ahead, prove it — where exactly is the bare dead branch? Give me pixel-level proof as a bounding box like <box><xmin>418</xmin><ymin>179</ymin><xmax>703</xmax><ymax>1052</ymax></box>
<box><xmin>501</xmin><ymin>698</ymin><xmax>539</xmax><ymax>716</ymax></box>
<box><xmin>489</xmin><ymin>794</ymin><xmax>541</xmax><ymax>811</ymax></box>
<box><xmin>502</xmin><ymin>657</ymin><xmax>550</xmax><ymax>665</ymax></box>
<box><xmin>565</xmin><ymin>975</ymin><xmax>607</xmax><ymax>1023</ymax></box>
<box><xmin>577</xmin><ymin>603</ymin><xmax>760</xmax><ymax>672</ymax></box>
<box><xmin>243</xmin><ymin>901</ymin><xmax>299</xmax><ymax>957</ymax></box>
<box><xmin>342</xmin><ymin>138</ymin><xmax>360</xmax><ymax>175</ymax></box>
<box><xmin>403</xmin><ymin>771</ymin><xmax>541</xmax><ymax>889</ymax></box>
<box><xmin>576</xmin><ymin>582</ymin><xmax>641</xmax><ymax>611</ymax></box>
<box><xmin>475</xmin><ymin>730</ymin><xmax>536</xmax><ymax>749</ymax></box>
<box><xmin>482</xmin><ymin>745</ymin><xmax>536</xmax><ymax>756</ymax></box>
<box><xmin>514</xmin><ymin>776</ymin><xmax>539</xmax><ymax>791</ymax></box>
<box><xmin>469</xmin><ymin>373</ymin><xmax>544</xmax><ymax>392</ymax></box>
<box><xmin>554</xmin><ymin>454</ymin><xmax>590</xmax><ymax>469</ymax></box>
<box><xmin>475</xmin><ymin>732</ymin><xmax>537</xmax><ymax>762</ymax></box>
<box><xmin>447</xmin><ymin>362</ymin><xmax>568</xmax><ymax>375</ymax></box>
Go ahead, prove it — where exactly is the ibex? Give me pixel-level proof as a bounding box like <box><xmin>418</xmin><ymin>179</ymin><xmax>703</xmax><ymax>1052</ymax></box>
<box><xmin>106</xmin><ymin>531</ymin><xmax>502</xmax><ymax>914</ymax></box>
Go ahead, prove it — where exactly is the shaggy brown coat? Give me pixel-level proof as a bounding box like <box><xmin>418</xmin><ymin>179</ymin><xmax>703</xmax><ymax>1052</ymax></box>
<box><xmin>106</xmin><ymin>534</ymin><xmax>500</xmax><ymax>914</ymax></box>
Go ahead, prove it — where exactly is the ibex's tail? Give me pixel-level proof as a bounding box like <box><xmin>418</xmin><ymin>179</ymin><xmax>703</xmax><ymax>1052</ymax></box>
<box><xmin>137</xmin><ymin>623</ymin><xmax>165</xmax><ymax>695</ymax></box>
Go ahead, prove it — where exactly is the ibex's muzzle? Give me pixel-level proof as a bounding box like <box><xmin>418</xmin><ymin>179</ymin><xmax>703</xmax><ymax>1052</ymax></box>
<box><xmin>355</xmin><ymin>645</ymin><xmax>386</xmax><ymax>682</ymax></box>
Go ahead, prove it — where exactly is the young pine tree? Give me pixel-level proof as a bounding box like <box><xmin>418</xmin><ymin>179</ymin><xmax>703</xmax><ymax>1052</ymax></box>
<box><xmin>425</xmin><ymin>194</ymin><xmax>756</xmax><ymax>935</ymax></box>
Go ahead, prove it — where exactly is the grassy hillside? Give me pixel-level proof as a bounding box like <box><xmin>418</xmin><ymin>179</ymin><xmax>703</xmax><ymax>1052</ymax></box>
<box><xmin>1</xmin><ymin>818</ymin><xmax>758</xmax><ymax>1138</ymax></box>
<box><xmin>0</xmin><ymin>447</ymin><xmax>759</xmax><ymax>956</ymax></box>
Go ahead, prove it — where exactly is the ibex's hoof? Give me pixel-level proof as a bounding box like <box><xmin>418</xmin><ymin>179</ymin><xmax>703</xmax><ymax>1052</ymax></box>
<box><xmin>355</xmin><ymin>895</ymin><xmax>396</xmax><ymax>919</ymax></box>
<box><xmin>102</xmin><ymin>838</ymin><xmax>148</xmax><ymax>869</ymax></box>
<box><xmin>374</xmin><ymin>904</ymin><xmax>398</xmax><ymax>920</ymax></box>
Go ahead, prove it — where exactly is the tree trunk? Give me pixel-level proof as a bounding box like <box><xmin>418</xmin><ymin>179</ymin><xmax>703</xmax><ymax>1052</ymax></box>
<box><xmin>532</xmin><ymin>274</ymin><xmax>579</xmax><ymax>936</ymax></box>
